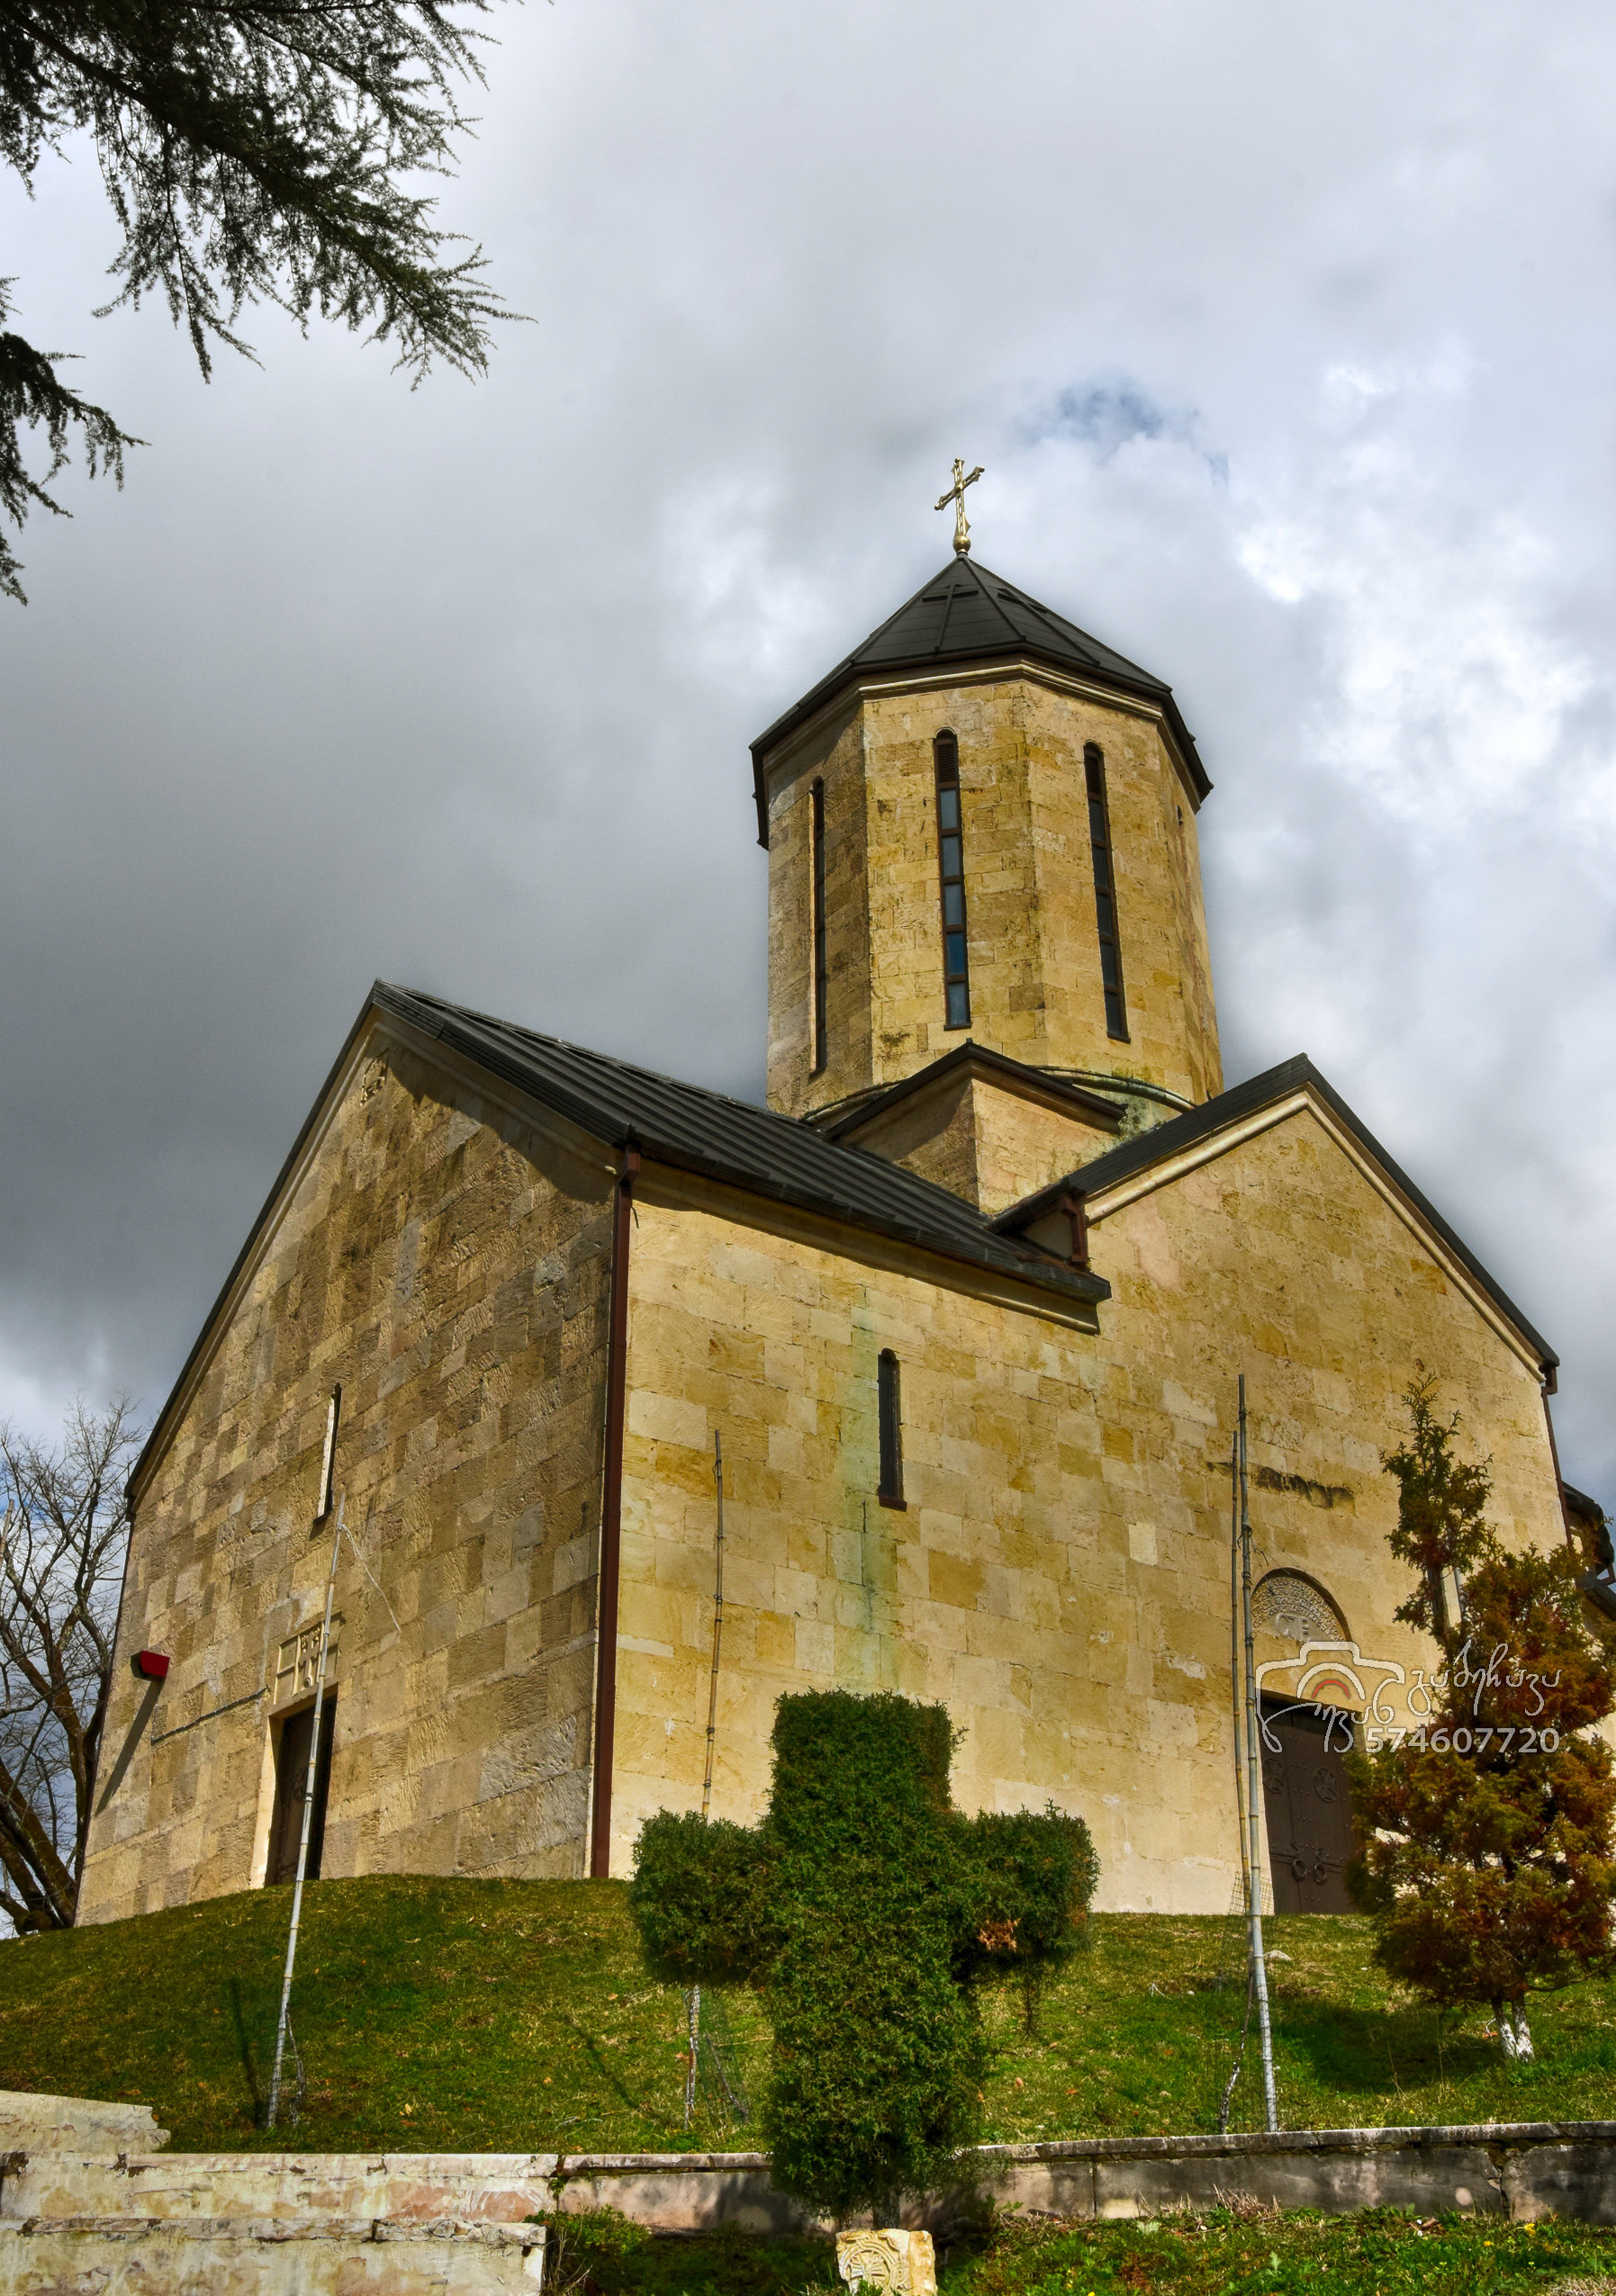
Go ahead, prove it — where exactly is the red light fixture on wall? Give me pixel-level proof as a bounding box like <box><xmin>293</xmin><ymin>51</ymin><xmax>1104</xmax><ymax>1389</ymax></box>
<box><xmin>133</xmin><ymin>1651</ymin><xmax>170</xmax><ymax>1680</ymax></box>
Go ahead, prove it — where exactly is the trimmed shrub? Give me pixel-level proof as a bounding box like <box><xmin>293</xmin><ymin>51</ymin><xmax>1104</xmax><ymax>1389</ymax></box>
<box><xmin>629</xmin><ymin>1689</ymin><xmax>1096</xmax><ymax>2220</ymax></box>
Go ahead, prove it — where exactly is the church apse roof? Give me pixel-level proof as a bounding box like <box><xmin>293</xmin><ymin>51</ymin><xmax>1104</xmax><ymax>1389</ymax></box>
<box><xmin>749</xmin><ymin>554</ymin><xmax>1211</xmax><ymax>844</ymax></box>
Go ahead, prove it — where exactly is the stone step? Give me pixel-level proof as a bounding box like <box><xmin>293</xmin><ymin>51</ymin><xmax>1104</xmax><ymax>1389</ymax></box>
<box><xmin>2</xmin><ymin>2148</ymin><xmax>555</xmax><ymax>2226</ymax></box>
<box><xmin>0</xmin><ymin>2094</ymin><xmax>167</xmax><ymax>2156</ymax></box>
<box><xmin>0</xmin><ymin>2214</ymin><xmax>546</xmax><ymax>2293</ymax></box>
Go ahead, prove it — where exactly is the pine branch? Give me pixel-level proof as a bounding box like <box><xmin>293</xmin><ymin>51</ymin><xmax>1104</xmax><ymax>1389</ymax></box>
<box><xmin>1</xmin><ymin>0</ymin><xmax>524</xmax><ymax>596</ymax></box>
<box><xmin>0</xmin><ymin>287</ymin><xmax>142</xmax><ymax>601</ymax></box>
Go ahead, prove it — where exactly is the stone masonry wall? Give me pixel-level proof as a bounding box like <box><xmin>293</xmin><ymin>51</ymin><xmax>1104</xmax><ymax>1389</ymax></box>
<box><xmin>842</xmin><ymin>1075</ymin><xmax>1115</xmax><ymax>1215</ymax></box>
<box><xmin>764</xmin><ymin>672</ymin><xmax>1221</xmax><ymax>1119</ymax></box>
<box><xmin>604</xmin><ymin>1105</ymin><xmax>1561</xmax><ymax>1906</ymax></box>
<box><xmin>608</xmin><ymin>1179</ymin><xmax>1108</xmax><ymax>1882</ymax></box>
<box><xmin>78</xmin><ymin>1037</ymin><xmax>1565</xmax><ymax>1924</ymax></box>
<box><xmin>78</xmin><ymin>1032</ymin><xmax>615</xmax><ymax>1925</ymax></box>
<box><xmin>1022</xmin><ymin>680</ymin><xmax>1221</xmax><ymax>1112</ymax></box>
<box><xmin>1079</xmin><ymin>1098</ymin><xmax>1573</xmax><ymax>1897</ymax></box>
<box><xmin>964</xmin><ymin>1076</ymin><xmax>1119</xmax><ymax>1214</ymax></box>
<box><xmin>764</xmin><ymin>700</ymin><xmax>871</xmax><ymax>1116</ymax></box>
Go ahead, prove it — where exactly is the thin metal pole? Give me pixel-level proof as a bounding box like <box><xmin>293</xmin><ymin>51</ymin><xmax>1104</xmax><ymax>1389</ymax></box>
<box><xmin>267</xmin><ymin>1498</ymin><xmax>343</xmax><ymax>2129</ymax></box>
<box><xmin>1229</xmin><ymin>1433</ymin><xmax>1249</xmax><ymax>1905</ymax></box>
<box><xmin>683</xmin><ymin>1983</ymin><xmax>700</xmax><ymax>2129</ymax></box>
<box><xmin>1239</xmin><ymin>1382</ymin><xmax>1279</xmax><ymax>2133</ymax></box>
<box><xmin>687</xmin><ymin>1433</ymin><xmax>727</xmax><ymax>2130</ymax></box>
<box><xmin>701</xmin><ymin>1431</ymin><xmax>726</xmax><ymax>1819</ymax></box>
<box><xmin>1217</xmin><ymin>1427</ymin><xmax>1252</xmax><ymax>2137</ymax></box>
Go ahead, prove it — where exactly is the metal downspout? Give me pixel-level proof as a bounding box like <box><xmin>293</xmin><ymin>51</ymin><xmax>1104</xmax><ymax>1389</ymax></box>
<box><xmin>590</xmin><ymin>1146</ymin><xmax>639</xmax><ymax>1879</ymax></box>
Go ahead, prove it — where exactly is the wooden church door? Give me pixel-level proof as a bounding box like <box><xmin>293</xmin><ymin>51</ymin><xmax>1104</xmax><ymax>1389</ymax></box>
<box><xmin>268</xmin><ymin>1697</ymin><xmax>337</xmax><ymax>1886</ymax></box>
<box><xmin>1259</xmin><ymin>1696</ymin><xmax>1357</xmax><ymax>1913</ymax></box>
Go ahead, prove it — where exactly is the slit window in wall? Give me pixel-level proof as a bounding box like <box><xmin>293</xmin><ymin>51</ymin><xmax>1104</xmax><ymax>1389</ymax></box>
<box><xmin>934</xmin><ymin>733</ymin><xmax>970</xmax><ymax>1029</ymax></box>
<box><xmin>1085</xmin><ymin>744</ymin><xmax>1129</xmax><ymax>1040</ymax></box>
<box><xmin>315</xmin><ymin>1384</ymin><xmax>341</xmax><ymax>1524</ymax></box>
<box><xmin>877</xmin><ymin>1350</ymin><xmax>905</xmax><ymax>1508</ymax></box>
<box><xmin>810</xmin><ymin>779</ymin><xmax>828</xmax><ymax>1076</ymax></box>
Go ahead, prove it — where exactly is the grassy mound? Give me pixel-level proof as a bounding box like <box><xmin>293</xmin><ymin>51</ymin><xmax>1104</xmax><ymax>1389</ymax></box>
<box><xmin>2</xmin><ymin>1877</ymin><xmax>1614</xmax><ymax>2153</ymax></box>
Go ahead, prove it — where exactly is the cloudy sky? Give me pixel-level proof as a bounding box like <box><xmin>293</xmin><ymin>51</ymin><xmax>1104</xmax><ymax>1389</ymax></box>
<box><xmin>4</xmin><ymin>0</ymin><xmax>1614</xmax><ymax>1507</ymax></box>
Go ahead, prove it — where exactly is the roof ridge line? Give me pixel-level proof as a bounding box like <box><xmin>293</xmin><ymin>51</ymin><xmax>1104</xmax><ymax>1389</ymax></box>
<box><xmin>392</xmin><ymin>985</ymin><xmax>806</xmax><ymax>1133</ymax></box>
<box><xmin>386</xmin><ymin>984</ymin><xmax>1077</xmax><ymax>1229</ymax></box>
<box><xmin>963</xmin><ymin>553</ymin><xmax>1029</xmax><ymax>645</ymax></box>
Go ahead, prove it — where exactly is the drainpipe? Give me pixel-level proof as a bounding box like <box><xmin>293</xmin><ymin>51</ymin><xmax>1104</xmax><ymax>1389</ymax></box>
<box><xmin>590</xmin><ymin>1145</ymin><xmax>639</xmax><ymax>1880</ymax></box>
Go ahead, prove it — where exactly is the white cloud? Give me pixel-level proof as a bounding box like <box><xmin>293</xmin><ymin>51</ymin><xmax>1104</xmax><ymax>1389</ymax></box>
<box><xmin>2</xmin><ymin>0</ymin><xmax>1615</xmax><ymax>1504</ymax></box>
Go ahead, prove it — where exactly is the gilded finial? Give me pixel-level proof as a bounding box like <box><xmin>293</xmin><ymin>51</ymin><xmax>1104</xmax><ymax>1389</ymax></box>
<box><xmin>935</xmin><ymin>458</ymin><xmax>984</xmax><ymax>555</ymax></box>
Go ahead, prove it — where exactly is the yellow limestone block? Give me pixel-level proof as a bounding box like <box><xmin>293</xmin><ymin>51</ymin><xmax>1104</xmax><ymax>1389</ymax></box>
<box><xmin>836</xmin><ymin>2228</ymin><xmax>938</xmax><ymax>2295</ymax></box>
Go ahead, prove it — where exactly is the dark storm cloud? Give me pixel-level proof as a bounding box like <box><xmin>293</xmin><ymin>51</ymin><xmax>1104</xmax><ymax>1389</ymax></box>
<box><xmin>2</xmin><ymin>0</ymin><xmax>1613</xmax><ymax>1508</ymax></box>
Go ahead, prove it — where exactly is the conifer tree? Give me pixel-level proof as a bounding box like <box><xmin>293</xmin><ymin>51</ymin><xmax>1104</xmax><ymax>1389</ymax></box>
<box><xmin>1348</xmin><ymin>1372</ymin><xmax>1616</xmax><ymax>2059</ymax></box>
<box><xmin>2</xmin><ymin>0</ymin><xmax>515</xmax><ymax>599</ymax></box>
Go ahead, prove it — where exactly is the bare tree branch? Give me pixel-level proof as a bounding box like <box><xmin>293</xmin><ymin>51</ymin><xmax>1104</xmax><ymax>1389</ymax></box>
<box><xmin>0</xmin><ymin>1398</ymin><xmax>141</xmax><ymax>1929</ymax></box>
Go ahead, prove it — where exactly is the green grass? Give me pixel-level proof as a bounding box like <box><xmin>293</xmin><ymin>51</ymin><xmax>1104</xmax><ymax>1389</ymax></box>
<box><xmin>3</xmin><ymin>1878</ymin><xmax>1615</xmax><ymax>2153</ymax></box>
<box><xmin>944</xmin><ymin>2211</ymin><xmax>1616</xmax><ymax>2296</ymax></box>
<box><xmin>537</xmin><ymin>2211</ymin><xmax>1616</xmax><ymax>2296</ymax></box>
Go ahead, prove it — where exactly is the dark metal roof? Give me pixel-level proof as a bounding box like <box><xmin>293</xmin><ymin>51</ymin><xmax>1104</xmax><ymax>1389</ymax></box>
<box><xmin>127</xmin><ymin>986</ymin><xmax>1109</xmax><ymax>1504</ymax></box>
<box><xmin>991</xmin><ymin>1055</ymin><xmax>1557</xmax><ymax>1375</ymax></box>
<box><xmin>748</xmin><ymin>555</ymin><xmax>1211</xmax><ymax>844</ymax></box>
<box><xmin>378</xmin><ymin>986</ymin><xmax>1108</xmax><ymax>1310</ymax></box>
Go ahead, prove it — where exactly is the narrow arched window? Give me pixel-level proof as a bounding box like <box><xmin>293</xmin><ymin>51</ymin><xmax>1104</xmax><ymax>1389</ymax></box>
<box><xmin>315</xmin><ymin>1383</ymin><xmax>341</xmax><ymax>1524</ymax></box>
<box><xmin>810</xmin><ymin>779</ymin><xmax>828</xmax><ymax>1076</ymax></box>
<box><xmin>1085</xmin><ymin>744</ymin><xmax>1129</xmax><ymax>1041</ymax></box>
<box><xmin>877</xmin><ymin>1350</ymin><xmax>905</xmax><ymax>1508</ymax></box>
<box><xmin>934</xmin><ymin>734</ymin><xmax>970</xmax><ymax>1029</ymax></box>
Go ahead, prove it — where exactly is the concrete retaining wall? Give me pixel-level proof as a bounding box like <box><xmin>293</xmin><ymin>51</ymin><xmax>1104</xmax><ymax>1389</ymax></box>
<box><xmin>971</xmin><ymin>2123</ymin><xmax>1616</xmax><ymax>2225</ymax></box>
<box><xmin>554</xmin><ymin>2124</ymin><xmax>1616</xmax><ymax>2229</ymax></box>
<box><xmin>4</xmin><ymin>2093</ymin><xmax>1616</xmax><ymax>2290</ymax></box>
<box><xmin>11</xmin><ymin>2128</ymin><xmax>1613</xmax><ymax>2237</ymax></box>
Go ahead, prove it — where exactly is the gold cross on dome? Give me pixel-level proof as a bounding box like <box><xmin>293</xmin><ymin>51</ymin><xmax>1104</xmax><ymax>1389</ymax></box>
<box><xmin>935</xmin><ymin>458</ymin><xmax>984</xmax><ymax>555</ymax></box>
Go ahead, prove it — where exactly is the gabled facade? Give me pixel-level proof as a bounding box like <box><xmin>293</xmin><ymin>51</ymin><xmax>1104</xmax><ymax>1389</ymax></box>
<box><xmin>79</xmin><ymin>549</ymin><xmax>1582</xmax><ymax>1928</ymax></box>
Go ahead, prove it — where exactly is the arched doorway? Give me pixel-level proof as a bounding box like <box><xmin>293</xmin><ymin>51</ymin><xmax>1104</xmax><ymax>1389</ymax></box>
<box><xmin>1252</xmin><ymin>1572</ymin><xmax>1358</xmax><ymax>1913</ymax></box>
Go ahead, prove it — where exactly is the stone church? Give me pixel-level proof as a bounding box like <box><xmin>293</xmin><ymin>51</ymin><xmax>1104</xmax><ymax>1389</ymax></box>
<box><xmin>79</xmin><ymin>529</ymin><xmax>1589</xmax><ymax>1930</ymax></box>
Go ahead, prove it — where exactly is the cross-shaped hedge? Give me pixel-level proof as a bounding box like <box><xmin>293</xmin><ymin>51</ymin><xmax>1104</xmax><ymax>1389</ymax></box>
<box><xmin>629</xmin><ymin>1690</ymin><xmax>1097</xmax><ymax>2219</ymax></box>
